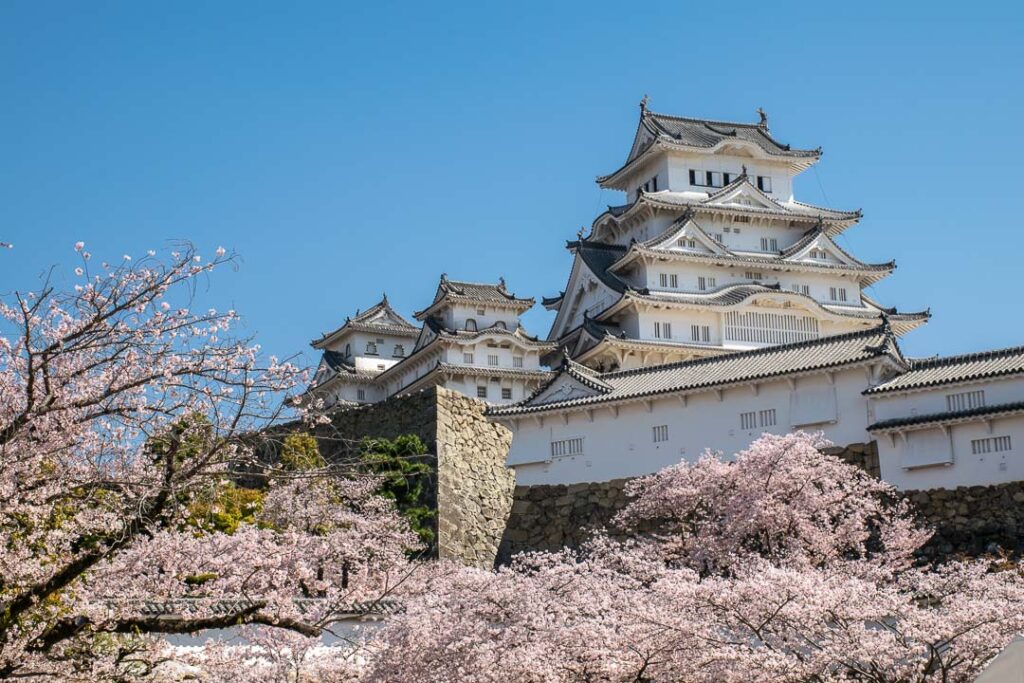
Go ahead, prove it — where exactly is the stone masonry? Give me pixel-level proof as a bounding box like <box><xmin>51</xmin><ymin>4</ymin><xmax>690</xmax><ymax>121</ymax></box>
<box><xmin>314</xmin><ymin>387</ymin><xmax>514</xmax><ymax>569</ymax></box>
<box><xmin>498</xmin><ymin>442</ymin><xmax>1024</xmax><ymax>562</ymax></box>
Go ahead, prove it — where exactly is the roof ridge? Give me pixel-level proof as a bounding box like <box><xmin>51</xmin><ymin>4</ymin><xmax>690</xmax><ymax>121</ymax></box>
<box><xmin>646</xmin><ymin>110</ymin><xmax>764</xmax><ymax>130</ymax></box>
<box><xmin>600</xmin><ymin>324</ymin><xmax>891</xmax><ymax>380</ymax></box>
<box><xmin>909</xmin><ymin>344</ymin><xmax>1024</xmax><ymax>369</ymax></box>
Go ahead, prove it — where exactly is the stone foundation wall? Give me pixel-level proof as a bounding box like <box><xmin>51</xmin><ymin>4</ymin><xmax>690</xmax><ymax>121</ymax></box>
<box><xmin>436</xmin><ymin>390</ymin><xmax>515</xmax><ymax>568</ymax></box>
<box><xmin>498</xmin><ymin>442</ymin><xmax>1024</xmax><ymax>562</ymax></box>
<box><xmin>909</xmin><ymin>483</ymin><xmax>1024</xmax><ymax>559</ymax></box>
<box><xmin>314</xmin><ymin>387</ymin><xmax>514</xmax><ymax>569</ymax></box>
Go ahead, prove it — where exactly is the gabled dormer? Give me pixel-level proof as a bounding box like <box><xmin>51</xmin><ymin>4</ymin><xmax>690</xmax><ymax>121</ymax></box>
<box><xmin>703</xmin><ymin>175</ymin><xmax>787</xmax><ymax>213</ymax></box>
<box><xmin>646</xmin><ymin>214</ymin><xmax>729</xmax><ymax>256</ymax></box>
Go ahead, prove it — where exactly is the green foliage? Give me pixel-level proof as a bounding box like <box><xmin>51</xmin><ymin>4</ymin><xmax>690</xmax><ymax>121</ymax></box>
<box><xmin>145</xmin><ymin>412</ymin><xmax>214</xmax><ymax>467</ymax></box>
<box><xmin>279</xmin><ymin>432</ymin><xmax>325</xmax><ymax>471</ymax></box>
<box><xmin>184</xmin><ymin>482</ymin><xmax>265</xmax><ymax>535</ymax></box>
<box><xmin>359</xmin><ymin>435</ymin><xmax>436</xmax><ymax>549</ymax></box>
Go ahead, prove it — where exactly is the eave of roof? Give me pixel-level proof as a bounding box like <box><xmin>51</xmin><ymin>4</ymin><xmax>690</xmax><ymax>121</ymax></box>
<box><xmin>865</xmin><ymin>344</ymin><xmax>1024</xmax><ymax>395</ymax></box>
<box><xmin>414</xmin><ymin>276</ymin><xmax>535</xmax><ymax>320</ymax></box>
<box><xmin>591</xmin><ymin>190</ymin><xmax>861</xmax><ymax>241</ymax></box>
<box><xmin>868</xmin><ymin>401</ymin><xmax>1024</xmax><ymax>432</ymax></box>
<box><xmin>598</xmin><ymin>110</ymin><xmax>821</xmax><ymax>188</ymax></box>
<box><xmin>488</xmin><ymin>325</ymin><xmax>903</xmax><ymax>418</ymax></box>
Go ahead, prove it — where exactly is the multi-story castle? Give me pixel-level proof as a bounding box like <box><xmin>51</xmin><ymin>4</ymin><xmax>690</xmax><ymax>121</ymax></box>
<box><xmin>543</xmin><ymin>100</ymin><xmax>927</xmax><ymax>372</ymax></box>
<box><xmin>309</xmin><ymin>101</ymin><xmax>1024</xmax><ymax>494</ymax></box>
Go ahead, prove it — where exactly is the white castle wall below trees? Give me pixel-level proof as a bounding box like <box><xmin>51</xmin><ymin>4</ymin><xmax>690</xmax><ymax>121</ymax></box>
<box><xmin>501</xmin><ymin>367</ymin><xmax>872</xmax><ymax>486</ymax></box>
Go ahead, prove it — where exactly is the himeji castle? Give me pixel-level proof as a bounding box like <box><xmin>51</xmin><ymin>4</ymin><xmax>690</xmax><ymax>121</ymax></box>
<box><xmin>308</xmin><ymin>100</ymin><xmax>1024</xmax><ymax>494</ymax></box>
<box><xmin>307</xmin><ymin>276</ymin><xmax>553</xmax><ymax>408</ymax></box>
<box><xmin>542</xmin><ymin>100</ymin><xmax>928</xmax><ymax>372</ymax></box>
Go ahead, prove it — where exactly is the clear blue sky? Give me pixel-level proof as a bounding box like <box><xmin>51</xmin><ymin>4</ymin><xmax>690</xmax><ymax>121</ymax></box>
<box><xmin>2</xmin><ymin>1</ymin><xmax>1022</xmax><ymax>367</ymax></box>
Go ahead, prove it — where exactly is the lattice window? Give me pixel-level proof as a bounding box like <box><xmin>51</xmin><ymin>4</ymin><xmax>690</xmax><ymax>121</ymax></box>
<box><xmin>652</xmin><ymin>425</ymin><xmax>669</xmax><ymax>443</ymax></box>
<box><xmin>947</xmin><ymin>390</ymin><xmax>985</xmax><ymax>411</ymax></box>
<box><xmin>463</xmin><ymin>353</ymin><xmax>474</xmax><ymax>364</ymax></box>
<box><xmin>654</xmin><ymin>322</ymin><xmax>672</xmax><ymax>340</ymax></box>
<box><xmin>550</xmin><ymin>437</ymin><xmax>584</xmax><ymax>458</ymax></box>
<box><xmin>760</xmin><ymin>237</ymin><xmax>779</xmax><ymax>252</ymax></box>
<box><xmin>971</xmin><ymin>436</ymin><xmax>1011</xmax><ymax>455</ymax></box>
<box><xmin>690</xmin><ymin>325</ymin><xmax>710</xmax><ymax>343</ymax></box>
<box><xmin>724</xmin><ymin>311</ymin><xmax>819</xmax><ymax>345</ymax></box>
<box><xmin>476</xmin><ymin>386</ymin><xmax>487</xmax><ymax>398</ymax></box>
<box><xmin>488</xmin><ymin>354</ymin><xmax>499</xmax><ymax>366</ymax></box>
<box><xmin>513</xmin><ymin>356</ymin><xmax>523</xmax><ymax>368</ymax></box>
<box><xmin>759</xmin><ymin>409</ymin><xmax>777</xmax><ymax>427</ymax></box>
<box><xmin>501</xmin><ymin>388</ymin><xmax>512</xmax><ymax>400</ymax></box>
<box><xmin>740</xmin><ymin>411</ymin><xmax>757</xmax><ymax>430</ymax></box>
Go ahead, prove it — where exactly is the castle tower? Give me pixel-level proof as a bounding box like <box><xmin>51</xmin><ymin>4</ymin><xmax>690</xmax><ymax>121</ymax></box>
<box><xmin>543</xmin><ymin>103</ymin><xmax>929</xmax><ymax>371</ymax></box>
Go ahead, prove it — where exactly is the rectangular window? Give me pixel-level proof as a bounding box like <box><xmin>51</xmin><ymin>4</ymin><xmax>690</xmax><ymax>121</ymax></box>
<box><xmin>652</xmin><ymin>425</ymin><xmax>669</xmax><ymax>443</ymax></box>
<box><xmin>947</xmin><ymin>390</ymin><xmax>985</xmax><ymax>411</ymax></box>
<box><xmin>393</xmin><ymin>344</ymin><xmax>405</xmax><ymax>357</ymax></box>
<box><xmin>669</xmin><ymin>274</ymin><xmax>678</xmax><ymax>288</ymax></box>
<box><xmin>723</xmin><ymin>172</ymin><xmax>733</xmax><ymax>185</ymax></box>
<box><xmin>757</xmin><ymin>176</ymin><xmax>773</xmax><ymax>193</ymax></box>
<box><xmin>512</xmin><ymin>355</ymin><xmax>524</xmax><ymax>368</ymax></box>
<box><xmin>971</xmin><ymin>435</ymin><xmax>1012</xmax><ymax>455</ymax></box>
<box><xmin>488</xmin><ymin>354</ymin><xmax>499</xmax><ymax>366</ymax></box>
<box><xmin>709</xmin><ymin>171</ymin><xmax>723</xmax><ymax>187</ymax></box>
<box><xmin>476</xmin><ymin>386</ymin><xmax>488</xmax><ymax>399</ymax></box>
<box><xmin>691</xmin><ymin>325</ymin><xmax>710</xmax><ymax>342</ymax></box>
<box><xmin>736</xmin><ymin>215</ymin><xmax>751</xmax><ymax>224</ymax></box>
<box><xmin>759</xmin><ymin>409</ymin><xmax>777</xmax><ymax>427</ymax></box>
<box><xmin>744</xmin><ymin>271</ymin><xmax>764</xmax><ymax>280</ymax></box>
<box><xmin>810</xmin><ymin>248</ymin><xmax>827</xmax><ymax>260</ymax></box>
<box><xmin>654</xmin><ymin>322</ymin><xmax>672</xmax><ymax>339</ymax></box>
<box><xmin>677</xmin><ymin>238</ymin><xmax>696</xmax><ymax>249</ymax></box>
<box><xmin>760</xmin><ymin>237</ymin><xmax>779</xmax><ymax>252</ymax></box>
<box><xmin>659</xmin><ymin>273</ymin><xmax>668</xmax><ymax>287</ymax></box>
<box><xmin>791</xmin><ymin>284</ymin><xmax>810</xmax><ymax>295</ymax></box>
<box><xmin>714</xmin><ymin>233</ymin><xmax>724</xmax><ymax>243</ymax></box>
<box><xmin>357</xmin><ymin>389</ymin><xmax>366</xmax><ymax>401</ymax></box>
<box><xmin>740</xmin><ymin>411</ymin><xmax>757</xmax><ymax>430</ymax></box>
<box><xmin>550</xmin><ymin>437</ymin><xmax>584</xmax><ymax>458</ymax></box>
<box><xmin>476</xmin><ymin>308</ymin><xmax>486</xmax><ymax>316</ymax></box>
<box><xmin>463</xmin><ymin>353</ymin><xmax>474</xmax><ymax>364</ymax></box>
<box><xmin>724</xmin><ymin>226</ymin><xmax>731</xmax><ymax>233</ymax></box>
<box><xmin>829</xmin><ymin>287</ymin><xmax>849</xmax><ymax>303</ymax></box>
<box><xmin>689</xmin><ymin>169</ymin><xmax>705</xmax><ymax>187</ymax></box>
<box><xmin>501</xmin><ymin>387</ymin><xmax>513</xmax><ymax>400</ymax></box>
<box><xmin>698</xmin><ymin>276</ymin><xmax>717</xmax><ymax>291</ymax></box>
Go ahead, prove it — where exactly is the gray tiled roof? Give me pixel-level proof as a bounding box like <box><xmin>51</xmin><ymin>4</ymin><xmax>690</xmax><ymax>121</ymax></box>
<box><xmin>570</xmin><ymin>241</ymin><xmax>629</xmax><ymax>293</ymax></box>
<box><xmin>489</xmin><ymin>326</ymin><xmax>902</xmax><ymax>416</ymax></box>
<box><xmin>868</xmin><ymin>401</ymin><xmax>1024</xmax><ymax>432</ymax></box>
<box><xmin>422</xmin><ymin>317</ymin><xmax>552</xmax><ymax>347</ymax></box>
<box><xmin>599</xmin><ymin>110</ymin><xmax>821</xmax><ymax>187</ymax></box>
<box><xmin>596</xmin><ymin>184</ymin><xmax>861</xmax><ymax>231</ymax></box>
<box><xmin>638</xmin><ymin>111</ymin><xmax>820</xmax><ymax>161</ymax></box>
<box><xmin>415</xmin><ymin>275</ymin><xmax>534</xmax><ymax>319</ymax></box>
<box><xmin>865</xmin><ymin>345</ymin><xmax>1024</xmax><ymax>394</ymax></box>
<box><xmin>311</xmin><ymin>295</ymin><xmax>418</xmax><ymax>347</ymax></box>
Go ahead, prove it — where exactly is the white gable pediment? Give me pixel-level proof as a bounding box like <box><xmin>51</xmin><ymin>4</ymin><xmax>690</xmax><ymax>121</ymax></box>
<box><xmin>705</xmin><ymin>181</ymin><xmax>780</xmax><ymax>211</ymax></box>
<box><xmin>648</xmin><ymin>218</ymin><xmax>728</xmax><ymax>256</ymax></box>
<box><xmin>531</xmin><ymin>374</ymin><xmax>603</xmax><ymax>406</ymax></box>
<box><xmin>788</xmin><ymin>234</ymin><xmax>856</xmax><ymax>267</ymax></box>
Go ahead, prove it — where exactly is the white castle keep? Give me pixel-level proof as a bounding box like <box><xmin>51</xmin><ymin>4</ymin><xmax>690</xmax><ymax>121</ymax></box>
<box><xmin>309</xmin><ymin>101</ymin><xmax>1024</xmax><ymax>493</ymax></box>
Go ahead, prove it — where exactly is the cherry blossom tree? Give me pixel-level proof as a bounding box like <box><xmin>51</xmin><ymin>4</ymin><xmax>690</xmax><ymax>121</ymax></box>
<box><xmin>0</xmin><ymin>244</ymin><xmax>419</xmax><ymax>680</ymax></box>
<box><xmin>366</xmin><ymin>433</ymin><xmax>1024</xmax><ymax>683</ymax></box>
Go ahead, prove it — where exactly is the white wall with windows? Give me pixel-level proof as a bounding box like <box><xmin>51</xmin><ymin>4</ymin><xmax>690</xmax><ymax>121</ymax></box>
<box><xmin>874</xmin><ymin>417</ymin><xmax>1024</xmax><ymax>490</ymax></box>
<box><xmin>869</xmin><ymin>375</ymin><xmax>1024</xmax><ymax>489</ymax></box>
<box><xmin>501</xmin><ymin>367</ymin><xmax>871</xmax><ymax>486</ymax></box>
<box><xmin>662</xmin><ymin>152</ymin><xmax>797</xmax><ymax>202</ymax></box>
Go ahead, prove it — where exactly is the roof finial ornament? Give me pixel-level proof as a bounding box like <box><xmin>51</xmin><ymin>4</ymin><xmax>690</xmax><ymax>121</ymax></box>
<box><xmin>741</xmin><ymin>164</ymin><xmax>748</xmax><ymax>177</ymax></box>
<box><xmin>640</xmin><ymin>94</ymin><xmax>650</xmax><ymax>112</ymax></box>
<box><xmin>756</xmin><ymin>107</ymin><xmax>768</xmax><ymax>130</ymax></box>
<box><xmin>381</xmin><ymin>291</ymin><xmax>388</xmax><ymax>304</ymax></box>
<box><xmin>498</xmin><ymin>275</ymin><xmax>507</xmax><ymax>291</ymax></box>
<box><xmin>576</xmin><ymin>226</ymin><xmax>586</xmax><ymax>241</ymax></box>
